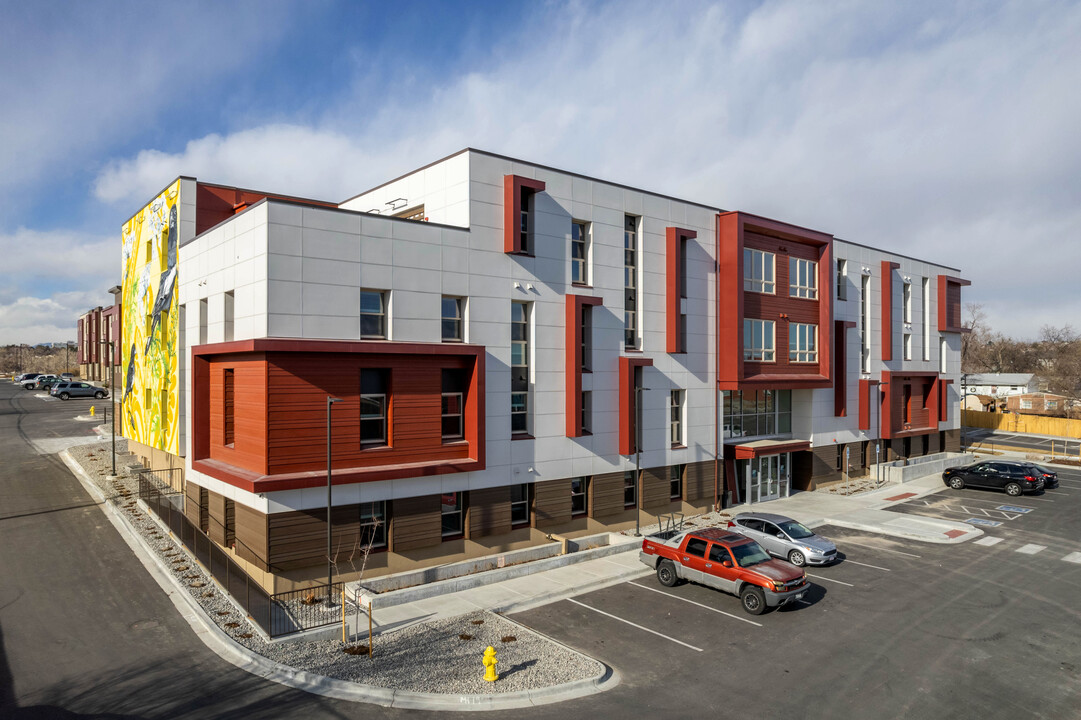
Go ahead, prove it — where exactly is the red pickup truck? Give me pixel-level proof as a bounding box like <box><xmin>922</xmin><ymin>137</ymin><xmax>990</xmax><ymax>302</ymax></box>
<box><xmin>639</xmin><ymin>527</ymin><xmax>809</xmax><ymax>615</ymax></box>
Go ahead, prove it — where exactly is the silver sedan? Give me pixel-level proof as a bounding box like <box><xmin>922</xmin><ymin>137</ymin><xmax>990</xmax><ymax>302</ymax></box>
<box><xmin>727</xmin><ymin>511</ymin><xmax>837</xmax><ymax>566</ymax></box>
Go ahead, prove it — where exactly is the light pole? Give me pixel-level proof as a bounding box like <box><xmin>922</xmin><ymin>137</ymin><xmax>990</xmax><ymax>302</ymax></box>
<box><xmin>960</xmin><ymin>373</ymin><xmax>968</xmax><ymax>451</ymax></box>
<box><xmin>876</xmin><ymin>382</ymin><xmax>889</xmax><ymax>484</ymax></box>
<box><xmin>634</xmin><ymin>382</ymin><xmax>650</xmax><ymax>537</ymax></box>
<box><xmin>326</xmin><ymin>395</ymin><xmax>341</xmax><ymax>603</ymax></box>
<box><xmin>100</xmin><ymin>339</ymin><xmax>117</xmax><ymax>477</ymax></box>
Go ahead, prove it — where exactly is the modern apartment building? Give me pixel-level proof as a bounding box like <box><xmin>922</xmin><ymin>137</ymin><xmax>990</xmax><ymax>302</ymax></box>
<box><xmin>119</xmin><ymin>148</ymin><xmax>967</xmax><ymax>592</ymax></box>
<box><xmin>77</xmin><ymin>286</ymin><xmax>121</xmax><ymax>384</ymax></box>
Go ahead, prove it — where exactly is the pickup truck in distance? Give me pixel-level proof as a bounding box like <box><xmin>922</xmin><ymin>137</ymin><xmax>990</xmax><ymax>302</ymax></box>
<box><xmin>639</xmin><ymin>527</ymin><xmax>809</xmax><ymax>615</ymax></box>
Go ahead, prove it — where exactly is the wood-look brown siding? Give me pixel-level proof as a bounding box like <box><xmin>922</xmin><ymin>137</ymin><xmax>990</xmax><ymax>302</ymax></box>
<box><xmin>390</xmin><ymin>495</ymin><xmax>442</xmax><ymax>552</ymax></box>
<box><xmin>468</xmin><ymin>487</ymin><xmax>512</xmax><ymax>538</ymax></box>
<box><xmin>640</xmin><ymin>468</ymin><xmax>670</xmax><ymax>510</ymax></box>
<box><xmin>943</xmin><ymin>429</ymin><xmax>961</xmax><ymax>452</ymax></box>
<box><xmin>685</xmin><ymin>461</ymin><xmax>713</xmax><ymax>503</ymax></box>
<box><xmin>533</xmin><ymin>479</ymin><xmax>571</xmax><ymax>528</ymax></box>
<box><xmin>266</xmin><ymin>506</ymin><xmax>363</xmax><ymax>572</ymax></box>
<box><xmin>235</xmin><ymin>502</ymin><xmax>269</xmax><ymax>571</ymax></box>
<box><xmin>184</xmin><ymin>480</ymin><xmax>203</xmax><ymax>527</ymax></box>
<box><xmin>207</xmin><ymin>490</ymin><xmax>226</xmax><ymax>546</ymax></box>
<box><xmin>591</xmin><ymin>471</ymin><xmax>627</xmax><ymax>518</ymax></box>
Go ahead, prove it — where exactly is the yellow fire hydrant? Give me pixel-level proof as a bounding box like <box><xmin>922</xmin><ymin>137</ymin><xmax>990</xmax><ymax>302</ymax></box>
<box><xmin>482</xmin><ymin>646</ymin><xmax>498</xmax><ymax>682</ymax></box>
<box><xmin>89</xmin><ymin>406</ymin><xmax>95</xmax><ymax>417</ymax></box>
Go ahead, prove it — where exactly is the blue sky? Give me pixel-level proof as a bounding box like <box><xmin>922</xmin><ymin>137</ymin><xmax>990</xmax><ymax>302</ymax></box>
<box><xmin>2</xmin><ymin>0</ymin><xmax>1078</xmax><ymax>344</ymax></box>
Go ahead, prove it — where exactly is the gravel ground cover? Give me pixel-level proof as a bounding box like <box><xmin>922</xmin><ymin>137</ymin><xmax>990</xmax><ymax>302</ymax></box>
<box><xmin>66</xmin><ymin>436</ymin><xmax>604</xmax><ymax>696</ymax></box>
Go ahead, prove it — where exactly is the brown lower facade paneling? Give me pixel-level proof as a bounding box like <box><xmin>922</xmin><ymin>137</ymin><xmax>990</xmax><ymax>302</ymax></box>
<box><xmin>390</xmin><ymin>495</ymin><xmax>441</xmax><ymax>552</ymax></box>
<box><xmin>184</xmin><ymin>480</ymin><xmax>202</xmax><ymax>528</ymax></box>
<box><xmin>533</xmin><ymin>479</ymin><xmax>571</xmax><ymax>528</ymax></box>
<box><xmin>591</xmin><ymin>471</ymin><xmax>626</xmax><ymax>518</ymax></box>
<box><xmin>468</xmin><ymin>487</ymin><xmax>512</xmax><ymax>538</ymax></box>
<box><xmin>685</xmin><ymin>461</ymin><xmax>714</xmax><ymax>503</ymax></box>
<box><xmin>943</xmin><ymin>428</ymin><xmax>961</xmax><ymax>452</ymax></box>
<box><xmin>235</xmin><ymin>502</ymin><xmax>269</xmax><ymax>571</ymax></box>
<box><xmin>208</xmin><ymin>490</ymin><xmax>227</xmax><ymax>546</ymax></box>
<box><xmin>640</xmin><ymin>467</ymin><xmax>670</xmax><ymax>510</ymax></box>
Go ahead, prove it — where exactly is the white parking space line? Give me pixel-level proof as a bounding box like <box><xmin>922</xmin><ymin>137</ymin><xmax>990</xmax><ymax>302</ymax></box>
<box><xmin>1062</xmin><ymin>552</ymin><xmax>1081</xmax><ymax>564</ymax></box>
<box><xmin>1016</xmin><ymin>544</ymin><xmax>1046</xmax><ymax>555</ymax></box>
<box><xmin>629</xmin><ymin>582</ymin><xmax>763</xmax><ymax>627</ymax></box>
<box><xmin>806</xmin><ymin>573</ymin><xmax>854</xmax><ymax>587</ymax></box>
<box><xmin>839</xmin><ymin>559</ymin><xmax>891</xmax><ymax>571</ymax></box>
<box><xmin>837</xmin><ymin>538</ymin><xmax>921</xmax><ymax>558</ymax></box>
<box><xmin>566</xmin><ymin>598</ymin><xmax>705</xmax><ymax>651</ymax></box>
<box><xmin>974</xmin><ymin>537</ymin><xmax>1004</xmax><ymax>546</ymax></box>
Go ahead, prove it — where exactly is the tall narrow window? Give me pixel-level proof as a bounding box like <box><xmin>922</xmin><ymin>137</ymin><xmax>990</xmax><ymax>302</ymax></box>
<box><xmin>743</xmin><ymin>248</ymin><xmax>775</xmax><ymax>293</ymax></box>
<box><xmin>789</xmin><ymin>258</ymin><xmax>818</xmax><ymax>299</ymax></box>
<box><xmin>861</xmin><ymin>274</ymin><xmax>872</xmax><ymax>373</ymax></box>
<box><xmin>519</xmin><ymin>189</ymin><xmax>532</xmax><ymax>254</ymax></box>
<box><xmin>940</xmin><ymin>336</ymin><xmax>947</xmax><ymax>373</ymax></box>
<box><xmin>624</xmin><ymin>215</ymin><xmax>639</xmax><ymax>349</ymax></box>
<box><xmin>670</xmin><ymin>464</ymin><xmax>684</xmax><ymax>500</ymax></box>
<box><xmin>440</xmin><ymin>492</ymin><xmax>464</xmax><ymax>537</ymax></box>
<box><xmin>904</xmin><ymin>333</ymin><xmax>912</xmax><ymax>361</ymax></box>
<box><xmin>441</xmin><ymin>296</ymin><xmax>463</xmax><ymax>342</ymax></box>
<box><xmin>623</xmin><ymin>471</ymin><xmax>637</xmax><ymax>508</ymax></box>
<box><xmin>789</xmin><ymin>323</ymin><xmax>818</xmax><ymax>363</ymax></box>
<box><xmin>903</xmin><ymin>281</ymin><xmax>912</xmax><ymax>323</ymax></box>
<box><xmin>441</xmin><ymin>369</ymin><xmax>465</xmax><ymax>441</ymax></box>
<box><xmin>571</xmin><ymin>221</ymin><xmax>590</xmax><ymax>285</ymax></box>
<box><xmin>198</xmin><ymin>298</ymin><xmax>208</xmax><ymax>345</ymax></box>
<box><xmin>670</xmin><ymin>390</ymin><xmax>684</xmax><ymax>447</ymax></box>
<box><xmin>511</xmin><ymin>484</ymin><xmax>531</xmax><ymax>526</ymax></box>
<box><xmin>581</xmin><ymin>305</ymin><xmax>593</xmax><ymax>372</ymax></box>
<box><xmin>836</xmin><ymin>259</ymin><xmax>848</xmax><ymax>300</ymax></box>
<box><xmin>743</xmin><ymin>319</ymin><xmax>776</xmax><ymax>362</ymax></box>
<box><xmin>360</xmin><ymin>501</ymin><xmax>387</xmax><ymax>548</ymax></box>
<box><xmin>581</xmin><ymin>390</ymin><xmax>592</xmax><ymax>434</ymax></box>
<box><xmin>570</xmin><ymin>477</ymin><xmax>589</xmax><ymax>516</ymax></box>
<box><xmin>223</xmin><ymin>369</ymin><xmax>234</xmax><ymax>446</ymax></box>
<box><xmin>224</xmin><ymin>291</ymin><xmax>234</xmax><ymax>342</ymax></box>
<box><xmin>224</xmin><ymin>498</ymin><xmax>236</xmax><ymax>547</ymax></box>
<box><xmin>511</xmin><ymin>301</ymin><xmax>530</xmax><ymax>435</ymax></box>
<box><xmin>360</xmin><ymin>369</ymin><xmax>388</xmax><ymax>446</ymax></box>
<box><xmin>361</xmin><ymin>290</ymin><xmax>387</xmax><ymax>339</ymax></box>
<box><xmin>922</xmin><ymin>278</ymin><xmax>930</xmax><ymax>361</ymax></box>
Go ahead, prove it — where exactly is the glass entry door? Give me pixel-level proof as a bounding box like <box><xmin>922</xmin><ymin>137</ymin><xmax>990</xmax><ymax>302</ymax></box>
<box><xmin>739</xmin><ymin>453</ymin><xmax>791</xmax><ymax>504</ymax></box>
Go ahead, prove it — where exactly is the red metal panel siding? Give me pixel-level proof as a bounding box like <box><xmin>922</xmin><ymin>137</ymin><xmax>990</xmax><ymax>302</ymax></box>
<box><xmin>881</xmin><ymin>261</ymin><xmax>900</xmax><ymax>361</ymax></box>
<box><xmin>936</xmin><ymin>275</ymin><xmax>971</xmax><ymax>333</ymax></box>
<box><xmin>207</xmin><ymin>357</ymin><xmax>268</xmax><ymax>475</ymax></box>
<box><xmin>618</xmin><ymin>356</ymin><xmax>653</xmax><ymax>455</ymax></box>
<box><xmin>665</xmin><ymin>227</ymin><xmax>696</xmax><ymax>354</ymax></box>
<box><xmin>195</xmin><ymin>183</ymin><xmax>337</xmax><ymax>236</ymax></box>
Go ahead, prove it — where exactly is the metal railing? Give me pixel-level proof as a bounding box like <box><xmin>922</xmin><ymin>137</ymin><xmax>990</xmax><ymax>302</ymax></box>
<box><xmin>137</xmin><ymin>470</ymin><xmax>345</xmax><ymax>638</ymax></box>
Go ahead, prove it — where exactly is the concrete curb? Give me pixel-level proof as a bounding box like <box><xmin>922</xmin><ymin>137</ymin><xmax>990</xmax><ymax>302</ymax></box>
<box><xmin>58</xmin><ymin>449</ymin><xmax>620</xmax><ymax>710</ymax></box>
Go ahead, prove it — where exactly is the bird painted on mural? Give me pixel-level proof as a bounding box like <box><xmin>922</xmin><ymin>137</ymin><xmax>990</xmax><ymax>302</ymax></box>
<box><xmin>125</xmin><ymin>342</ymin><xmax>137</xmax><ymax>398</ymax></box>
<box><xmin>144</xmin><ymin>205</ymin><xmax>179</xmax><ymax>353</ymax></box>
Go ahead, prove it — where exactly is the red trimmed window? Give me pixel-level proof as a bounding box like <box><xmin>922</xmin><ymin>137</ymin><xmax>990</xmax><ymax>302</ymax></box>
<box><xmin>503</xmin><ymin>175</ymin><xmax>545</xmax><ymax>255</ymax></box>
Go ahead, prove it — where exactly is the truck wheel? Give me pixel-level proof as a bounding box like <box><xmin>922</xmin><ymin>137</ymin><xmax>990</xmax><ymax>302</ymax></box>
<box><xmin>740</xmin><ymin>586</ymin><xmax>767</xmax><ymax>615</ymax></box>
<box><xmin>949</xmin><ymin>477</ymin><xmax>964</xmax><ymax>489</ymax></box>
<box><xmin>1005</xmin><ymin>482</ymin><xmax>1022</xmax><ymax>497</ymax></box>
<box><xmin>788</xmin><ymin>550</ymin><xmax>806</xmax><ymax>567</ymax></box>
<box><xmin>657</xmin><ymin>560</ymin><xmax>679</xmax><ymax>587</ymax></box>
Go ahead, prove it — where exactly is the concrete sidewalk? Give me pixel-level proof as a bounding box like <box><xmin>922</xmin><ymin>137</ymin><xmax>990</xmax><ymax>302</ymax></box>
<box><xmin>348</xmin><ymin>468</ymin><xmax>979</xmax><ymax>641</ymax></box>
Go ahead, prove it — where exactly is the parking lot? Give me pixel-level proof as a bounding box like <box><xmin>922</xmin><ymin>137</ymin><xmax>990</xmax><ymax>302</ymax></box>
<box><xmin>513</xmin><ymin>466</ymin><xmax>1081</xmax><ymax>719</ymax></box>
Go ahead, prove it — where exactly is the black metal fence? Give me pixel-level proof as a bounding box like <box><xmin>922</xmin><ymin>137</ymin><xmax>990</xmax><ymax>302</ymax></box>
<box><xmin>137</xmin><ymin>470</ymin><xmax>344</xmax><ymax>638</ymax></box>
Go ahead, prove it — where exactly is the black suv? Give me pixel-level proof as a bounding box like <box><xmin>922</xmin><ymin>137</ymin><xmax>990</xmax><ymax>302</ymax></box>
<box><xmin>942</xmin><ymin>461</ymin><xmax>1045</xmax><ymax>496</ymax></box>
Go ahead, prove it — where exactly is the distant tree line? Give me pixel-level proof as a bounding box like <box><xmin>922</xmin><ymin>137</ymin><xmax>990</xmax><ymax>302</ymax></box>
<box><xmin>962</xmin><ymin>303</ymin><xmax>1081</xmax><ymax>399</ymax></box>
<box><xmin>0</xmin><ymin>344</ymin><xmax>79</xmax><ymax>376</ymax></box>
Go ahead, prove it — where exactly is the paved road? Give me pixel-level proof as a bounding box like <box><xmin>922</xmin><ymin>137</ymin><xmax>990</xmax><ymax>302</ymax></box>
<box><xmin>965</xmin><ymin>427</ymin><xmax>1081</xmax><ymax>458</ymax></box>
<box><xmin>512</xmin><ymin>465</ymin><xmax>1081</xmax><ymax>719</ymax></box>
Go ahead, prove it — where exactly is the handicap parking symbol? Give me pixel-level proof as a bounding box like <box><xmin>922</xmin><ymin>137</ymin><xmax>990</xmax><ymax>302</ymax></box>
<box><xmin>964</xmin><ymin>518</ymin><xmax>1003</xmax><ymax>527</ymax></box>
<box><xmin>996</xmin><ymin>505</ymin><xmax>1032</xmax><ymax>514</ymax></box>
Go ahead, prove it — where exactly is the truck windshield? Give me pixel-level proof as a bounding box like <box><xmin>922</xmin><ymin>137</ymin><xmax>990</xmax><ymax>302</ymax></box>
<box><xmin>777</xmin><ymin>520</ymin><xmax>814</xmax><ymax>539</ymax></box>
<box><xmin>731</xmin><ymin>542</ymin><xmax>771</xmax><ymax>567</ymax></box>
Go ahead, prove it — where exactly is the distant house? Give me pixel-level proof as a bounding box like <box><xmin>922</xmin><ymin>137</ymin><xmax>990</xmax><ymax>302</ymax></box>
<box><xmin>962</xmin><ymin>373</ymin><xmax>1037</xmax><ymax>411</ymax></box>
<box><xmin>1006</xmin><ymin>392</ymin><xmax>1069</xmax><ymax>417</ymax></box>
<box><xmin>962</xmin><ymin>393</ymin><xmax>996</xmax><ymax>412</ymax></box>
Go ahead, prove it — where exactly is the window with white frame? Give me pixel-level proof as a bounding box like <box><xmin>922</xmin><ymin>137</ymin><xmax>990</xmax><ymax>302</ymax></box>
<box><xmin>743</xmin><ymin>319</ymin><xmax>776</xmax><ymax>362</ymax></box>
<box><xmin>441</xmin><ymin>296</ymin><xmax>463</xmax><ymax>342</ymax></box>
<box><xmin>922</xmin><ymin>278</ymin><xmax>930</xmax><ymax>361</ymax></box>
<box><xmin>789</xmin><ymin>323</ymin><xmax>818</xmax><ymax>362</ymax></box>
<box><xmin>359</xmin><ymin>501</ymin><xmax>387</xmax><ymax>548</ymax></box>
<box><xmin>743</xmin><ymin>248</ymin><xmax>775</xmax><ymax>293</ymax></box>
<box><xmin>441</xmin><ymin>369</ymin><xmax>465</xmax><ymax>441</ymax></box>
<box><xmin>861</xmin><ymin>275</ymin><xmax>872</xmax><ymax>373</ymax></box>
<box><xmin>789</xmin><ymin>258</ymin><xmax>818</xmax><ymax>299</ymax></box>
<box><xmin>360</xmin><ymin>369</ymin><xmax>389</xmax><ymax>446</ymax></box>
<box><xmin>570</xmin><ymin>477</ymin><xmax>588</xmax><ymax>516</ymax></box>
<box><xmin>904</xmin><ymin>333</ymin><xmax>912</xmax><ymax>361</ymax></box>
<box><xmin>903</xmin><ymin>281</ymin><xmax>912</xmax><ymax>323</ymax></box>
<box><xmin>440</xmin><ymin>492</ymin><xmax>464</xmax><ymax>537</ymax></box>
<box><xmin>511</xmin><ymin>301</ymin><xmax>530</xmax><ymax>434</ymax></box>
<box><xmin>510</xmin><ymin>484</ymin><xmax>530</xmax><ymax>526</ymax></box>
<box><xmin>670</xmin><ymin>389</ymin><xmax>685</xmax><ymax>446</ymax></box>
<box><xmin>940</xmin><ymin>335</ymin><xmax>947</xmax><ymax>373</ymax></box>
<box><xmin>571</xmin><ymin>221</ymin><xmax>590</xmax><ymax>285</ymax></box>
<box><xmin>361</xmin><ymin>290</ymin><xmax>387</xmax><ymax>339</ymax></box>
<box><xmin>1021</xmin><ymin>399</ymin><xmax>1033</xmax><ymax>410</ymax></box>
<box><xmin>1048</xmin><ymin>400</ymin><xmax>1058</xmax><ymax>409</ymax></box>
<box><xmin>836</xmin><ymin>259</ymin><xmax>847</xmax><ymax>300</ymax></box>
<box><xmin>624</xmin><ymin>215</ymin><xmax>639</xmax><ymax>349</ymax></box>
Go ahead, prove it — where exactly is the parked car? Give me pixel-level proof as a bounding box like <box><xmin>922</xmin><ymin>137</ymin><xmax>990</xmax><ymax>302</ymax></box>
<box><xmin>640</xmin><ymin>527</ymin><xmax>808</xmax><ymax>615</ymax></box>
<box><xmin>942</xmin><ymin>461</ymin><xmax>1045</xmax><ymax>496</ymax></box>
<box><xmin>60</xmin><ymin>372</ymin><xmax>75</xmax><ymax>380</ymax></box>
<box><xmin>50</xmin><ymin>382</ymin><xmax>108</xmax><ymax>400</ymax></box>
<box><xmin>37</xmin><ymin>376</ymin><xmax>63</xmax><ymax>390</ymax></box>
<box><xmin>28</xmin><ymin>374</ymin><xmax>59</xmax><ymax>390</ymax></box>
<box><xmin>1027</xmin><ymin>464</ymin><xmax>1059</xmax><ymax>490</ymax></box>
<box><xmin>727</xmin><ymin>512</ymin><xmax>837</xmax><ymax>567</ymax></box>
<box><xmin>14</xmin><ymin>373</ymin><xmax>40</xmax><ymax>385</ymax></box>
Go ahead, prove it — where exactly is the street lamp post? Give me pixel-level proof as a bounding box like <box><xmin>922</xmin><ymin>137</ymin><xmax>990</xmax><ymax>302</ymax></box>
<box><xmin>326</xmin><ymin>396</ymin><xmax>341</xmax><ymax>603</ymax></box>
<box><xmin>100</xmin><ymin>339</ymin><xmax>117</xmax><ymax>477</ymax></box>
<box><xmin>876</xmin><ymin>382</ymin><xmax>889</xmax><ymax>484</ymax></box>
<box><xmin>960</xmin><ymin>373</ymin><xmax>968</xmax><ymax>451</ymax></box>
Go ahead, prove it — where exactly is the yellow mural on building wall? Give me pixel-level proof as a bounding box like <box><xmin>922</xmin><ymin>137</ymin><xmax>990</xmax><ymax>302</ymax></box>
<box><xmin>121</xmin><ymin>180</ymin><xmax>181</xmax><ymax>455</ymax></box>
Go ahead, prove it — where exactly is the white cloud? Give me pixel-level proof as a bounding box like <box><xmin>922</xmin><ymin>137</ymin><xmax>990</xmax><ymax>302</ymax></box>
<box><xmin>89</xmin><ymin>0</ymin><xmax>1081</xmax><ymax>339</ymax></box>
